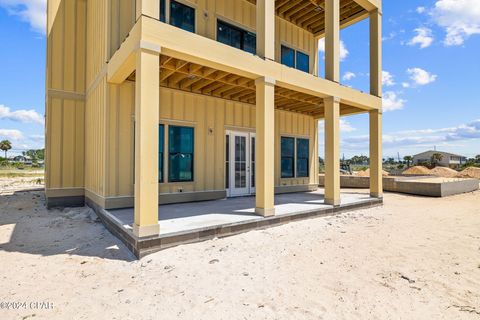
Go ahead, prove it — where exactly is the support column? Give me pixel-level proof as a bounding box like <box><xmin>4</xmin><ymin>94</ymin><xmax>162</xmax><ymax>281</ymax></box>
<box><xmin>369</xmin><ymin>109</ymin><xmax>383</xmax><ymax>198</ymax></box>
<box><xmin>325</xmin><ymin>0</ymin><xmax>340</xmax><ymax>82</ymax></box>
<box><xmin>324</xmin><ymin>96</ymin><xmax>340</xmax><ymax>206</ymax></box>
<box><xmin>255</xmin><ymin>77</ymin><xmax>276</xmax><ymax>217</ymax></box>
<box><xmin>133</xmin><ymin>44</ymin><xmax>161</xmax><ymax>237</ymax></box>
<box><xmin>256</xmin><ymin>0</ymin><xmax>275</xmax><ymax>60</ymax></box>
<box><xmin>370</xmin><ymin>9</ymin><xmax>382</xmax><ymax>97</ymax></box>
<box><xmin>136</xmin><ymin>0</ymin><xmax>160</xmax><ymax>20</ymax></box>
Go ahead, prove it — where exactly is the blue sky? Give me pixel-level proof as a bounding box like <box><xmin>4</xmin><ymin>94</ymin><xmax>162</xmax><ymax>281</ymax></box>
<box><xmin>0</xmin><ymin>0</ymin><xmax>479</xmax><ymax>159</ymax></box>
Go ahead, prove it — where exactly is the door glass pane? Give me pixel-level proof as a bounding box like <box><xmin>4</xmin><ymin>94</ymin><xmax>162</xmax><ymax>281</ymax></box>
<box><xmin>170</xmin><ymin>0</ymin><xmax>195</xmax><ymax>33</ymax></box>
<box><xmin>296</xmin><ymin>51</ymin><xmax>309</xmax><ymax>73</ymax></box>
<box><xmin>251</xmin><ymin>137</ymin><xmax>255</xmax><ymax>188</ymax></box>
<box><xmin>225</xmin><ymin>134</ymin><xmax>229</xmax><ymax>189</ymax></box>
<box><xmin>281</xmin><ymin>45</ymin><xmax>295</xmax><ymax>68</ymax></box>
<box><xmin>235</xmin><ymin>136</ymin><xmax>246</xmax><ymax>188</ymax></box>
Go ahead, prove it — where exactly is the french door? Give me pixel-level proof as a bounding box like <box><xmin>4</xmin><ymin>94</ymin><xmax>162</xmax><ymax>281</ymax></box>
<box><xmin>226</xmin><ymin>131</ymin><xmax>255</xmax><ymax>197</ymax></box>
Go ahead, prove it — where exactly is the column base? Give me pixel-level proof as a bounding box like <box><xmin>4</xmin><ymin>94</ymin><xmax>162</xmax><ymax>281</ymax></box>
<box><xmin>370</xmin><ymin>192</ymin><xmax>383</xmax><ymax>199</ymax></box>
<box><xmin>255</xmin><ymin>207</ymin><xmax>275</xmax><ymax>217</ymax></box>
<box><xmin>133</xmin><ymin>223</ymin><xmax>160</xmax><ymax>238</ymax></box>
<box><xmin>325</xmin><ymin>198</ymin><xmax>341</xmax><ymax>206</ymax></box>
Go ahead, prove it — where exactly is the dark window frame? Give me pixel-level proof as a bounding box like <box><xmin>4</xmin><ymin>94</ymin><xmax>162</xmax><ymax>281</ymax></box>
<box><xmin>296</xmin><ymin>138</ymin><xmax>309</xmax><ymax>178</ymax></box>
<box><xmin>159</xmin><ymin>124</ymin><xmax>165</xmax><ymax>182</ymax></box>
<box><xmin>169</xmin><ymin>0</ymin><xmax>196</xmax><ymax>33</ymax></box>
<box><xmin>216</xmin><ymin>19</ymin><xmax>256</xmax><ymax>54</ymax></box>
<box><xmin>281</xmin><ymin>44</ymin><xmax>310</xmax><ymax>73</ymax></box>
<box><xmin>168</xmin><ymin>125</ymin><xmax>195</xmax><ymax>183</ymax></box>
<box><xmin>281</xmin><ymin>137</ymin><xmax>295</xmax><ymax>178</ymax></box>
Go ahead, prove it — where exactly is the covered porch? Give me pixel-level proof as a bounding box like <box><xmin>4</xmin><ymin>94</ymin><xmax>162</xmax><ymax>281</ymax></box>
<box><xmin>105</xmin><ymin>1</ymin><xmax>383</xmax><ymax>240</ymax></box>
<box><xmin>94</xmin><ymin>189</ymin><xmax>382</xmax><ymax>258</ymax></box>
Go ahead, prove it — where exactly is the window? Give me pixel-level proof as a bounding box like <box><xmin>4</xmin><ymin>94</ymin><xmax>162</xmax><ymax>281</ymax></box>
<box><xmin>281</xmin><ymin>137</ymin><xmax>310</xmax><ymax>178</ymax></box>
<box><xmin>281</xmin><ymin>45</ymin><xmax>295</xmax><ymax>68</ymax></box>
<box><xmin>159</xmin><ymin>124</ymin><xmax>165</xmax><ymax>182</ymax></box>
<box><xmin>160</xmin><ymin>0</ymin><xmax>166</xmax><ymax>22</ymax></box>
<box><xmin>170</xmin><ymin>0</ymin><xmax>195</xmax><ymax>33</ymax></box>
<box><xmin>296</xmin><ymin>138</ymin><xmax>309</xmax><ymax>177</ymax></box>
<box><xmin>281</xmin><ymin>137</ymin><xmax>295</xmax><ymax>178</ymax></box>
<box><xmin>281</xmin><ymin>45</ymin><xmax>310</xmax><ymax>73</ymax></box>
<box><xmin>296</xmin><ymin>51</ymin><xmax>309</xmax><ymax>73</ymax></box>
<box><xmin>217</xmin><ymin>20</ymin><xmax>256</xmax><ymax>54</ymax></box>
<box><xmin>169</xmin><ymin>126</ymin><xmax>194</xmax><ymax>182</ymax></box>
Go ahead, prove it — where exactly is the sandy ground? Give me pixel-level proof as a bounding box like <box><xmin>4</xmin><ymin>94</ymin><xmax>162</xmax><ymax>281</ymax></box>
<box><xmin>0</xmin><ymin>184</ymin><xmax>479</xmax><ymax>319</ymax></box>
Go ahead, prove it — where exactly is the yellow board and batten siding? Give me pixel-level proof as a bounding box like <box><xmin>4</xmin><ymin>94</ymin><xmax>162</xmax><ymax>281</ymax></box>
<box><xmin>105</xmin><ymin>85</ymin><xmax>317</xmax><ymax>199</ymax></box>
<box><xmin>47</xmin><ymin>0</ymin><xmax>319</xmax><ymax>205</ymax></box>
<box><xmin>45</xmin><ymin>0</ymin><xmax>86</xmax><ymax>196</ymax></box>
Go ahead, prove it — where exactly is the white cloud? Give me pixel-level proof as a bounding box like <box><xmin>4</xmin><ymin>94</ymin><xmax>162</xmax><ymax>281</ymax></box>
<box><xmin>318</xmin><ymin>119</ymin><xmax>357</xmax><ymax>134</ymax></box>
<box><xmin>0</xmin><ymin>0</ymin><xmax>46</xmax><ymax>34</ymax></box>
<box><xmin>342</xmin><ymin>119</ymin><xmax>480</xmax><ymax>151</ymax></box>
<box><xmin>402</xmin><ymin>82</ymin><xmax>410</xmax><ymax>88</ymax></box>
<box><xmin>318</xmin><ymin>39</ymin><xmax>349</xmax><ymax>61</ymax></box>
<box><xmin>407</xmin><ymin>68</ymin><xmax>438</xmax><ymax>86</ymax></box>
<box><xmin>431</xmin><ymin>0</ymin><xmax>480</xmax><ymax>46</ymax></box>
<box><xmin>0</xmin><ymin>129</ymin><xmax>24</xmax><ymax>140</ymax></box>
<box><xmin>342</xmin><ymin>72</ymin><xmax>356</xmax><ymax>81</ymax></box>
<box><xmin>382</xmin><ymin>71</ymin><xmax>395</xmax><ymax>86</ymax></box>
<box><xmin>408</xmin><ymin>27</ymin><xmax>434</xmax><ymax>48</ymax></box>
<box><xmin>382</xmin><ymin>91</ymin><xmax>406</xmax><ymax>112</ymax></box>
<box><xmin>416</xmin><ymin>6</ymin><xmax>426</xmax><ymax>14</ymax></box>
<box><xmin>0</xmin><ymin>104</ymin><xmax>44</xmax><ymax>124</ymax></box>
<box><xmin>340</xmin><ymin>120</ymin><xmax>356</xmax><ymax>133</ymax></box>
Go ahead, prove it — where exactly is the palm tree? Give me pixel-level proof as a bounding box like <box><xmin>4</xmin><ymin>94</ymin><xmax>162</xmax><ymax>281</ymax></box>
<box><xmin>403</xmin><ymin>155</ymin><xmax>413</xmax><ymax>167</ymax></box>
<box><xmin>431</xmin><ymin>153</ymin><xmax>443</xmax><ymax>166</ymax></box>
<box><xmin>0</xmin><ymin>140</ymin><xmax>12</xmax><ymax>159</ymax></box>
<box><xmin>476</xmin><ymin>155</ymin><xmax>480</xmax><ymax>163</ymax></box>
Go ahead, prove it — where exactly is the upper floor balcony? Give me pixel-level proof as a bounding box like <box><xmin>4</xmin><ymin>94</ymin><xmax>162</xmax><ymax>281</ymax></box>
<box><xmin>108</xmin><ymin>0</ymin><xmax>382</xmax><ymax>115</ymax></box>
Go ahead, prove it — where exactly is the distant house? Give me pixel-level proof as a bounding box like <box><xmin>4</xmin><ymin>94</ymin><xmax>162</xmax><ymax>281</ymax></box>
<box><xmin>9</xmin><ymin>155</ymin><xmax>33</xmax><ymax>165</ymax></box>
<box><xmin>412</xmin><ymin>150</ymin><xmax>467</xmax><ymax>167</ymax></box>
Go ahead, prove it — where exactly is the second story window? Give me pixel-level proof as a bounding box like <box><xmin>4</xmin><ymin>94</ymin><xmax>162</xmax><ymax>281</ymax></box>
<box><xmin>217</xmin><ymin>20</ymin><xmax>256</xmax><ymax>54</ymax></box>
<box><xmin>160</xmin><ymin>0</ymin><xmax>166</xmax><ymax>22</ymax></box>
<box><xmin>170</xmin><ymin>0</ymin><xmax>195</xmax><ymax>33</ymax></box>
<box><xmin>281</xmin><ymin>45</ymin><xmax>310</xmax><ymax>73</ymax></box>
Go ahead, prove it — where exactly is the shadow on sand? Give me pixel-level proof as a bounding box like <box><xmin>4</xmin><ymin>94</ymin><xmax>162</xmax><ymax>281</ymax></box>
<box><xmin>0</xmin><ymin>189</ymin><xmax>135</xmax><ymax>261</ymax></box>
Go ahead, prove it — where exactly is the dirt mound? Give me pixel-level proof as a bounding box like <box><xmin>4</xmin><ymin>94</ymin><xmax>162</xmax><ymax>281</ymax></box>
<box><xmin>456</xmin><ymin>167</ymin><xmax>480</xmax><ymax>179</ymax></box>
<box><xmin>402</xmin><ymin>166</ymin><xmax>433</xmax><ymax>175</ymax></box>
<box><xmin>430</xmin><ymin>167</ymin><xmax>459</xmax><ymax>178</ymax></box>
<box><xmin>355</xmin><ymin>169</ymin><xmax>389</xmax><ymax>177</ymax></box>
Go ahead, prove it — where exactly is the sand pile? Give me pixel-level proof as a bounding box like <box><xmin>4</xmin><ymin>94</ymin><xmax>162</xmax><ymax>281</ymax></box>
<box><xmin>430</xmin><ymin>166</ymin><xmax>459</xmax><ymax>178</ymax></box>
<box><xmin>356</xmin><ymin>169</ymin><xmax>389</xmax><ymax>177</ymax></box>
<box><xmin>402</xmin><ymin>166</ymin><xmax>433</xmax><ymax>175</ymax></box>
<box><xmin>456</xmin><ymin>167</ymin><xmax>480</xmax><ymax>179</ymax></box>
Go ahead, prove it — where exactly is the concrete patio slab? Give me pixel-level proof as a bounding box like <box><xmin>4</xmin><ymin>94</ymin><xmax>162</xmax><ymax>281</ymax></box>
<box><xmin>87</xmin><ymin>190</ymin><xmax>382</xmax><ymax>258</ymax></box>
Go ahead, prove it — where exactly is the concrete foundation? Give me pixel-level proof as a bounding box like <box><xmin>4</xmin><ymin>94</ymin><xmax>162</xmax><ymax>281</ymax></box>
<box><xmin>318</xmin><ymin>175</ymin><xmax>479</xmax><ymax>197</ymax></box>
<box><xmin>88</xmin><ymin>191</ymin><xmax>382</xmax><ymax>258</ymax></box>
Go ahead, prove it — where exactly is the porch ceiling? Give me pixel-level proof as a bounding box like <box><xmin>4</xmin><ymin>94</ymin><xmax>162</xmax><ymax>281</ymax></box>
<box><xmin>246</xmin><ymin>0</ymin><xmax>367</xmax><ymax>36</ymax></box>
<box><xmin>126</xmin><ymin>55</ymin><xmax>364</xmax><ymax>118</ymax></box>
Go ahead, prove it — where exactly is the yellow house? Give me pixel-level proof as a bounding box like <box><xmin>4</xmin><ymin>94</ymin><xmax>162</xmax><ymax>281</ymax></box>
<box><xmin>45</xmin><ymin>0</ymin><xmax>382</xmax><ymax>239</ymax></box>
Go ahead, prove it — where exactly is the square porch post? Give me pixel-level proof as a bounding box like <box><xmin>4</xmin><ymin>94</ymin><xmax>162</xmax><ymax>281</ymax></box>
<box><xmin>369</xmin><ymin>110</ymin><xmax>383</xmax><ymax>198</ymax></box>
<box><xmin>325</xmin><ymin>0</ymin><xmax>340</xmax><ymax>82</ymax></box>
<box><xmin>133</xmin><ymin>43</ymin><xmax>161</xmax><ymax>237</ymax></box>
<box><xmin>370</xmin><ymin>8</ymin><xmax>383</xmax><ymax>198</ymax></box>
<box><xmin>255</xmin><ymin>77</ymin><xmax>276</xmax><ymax>217</ymax></box>
<box><xmin>324</xmin><ymin>96</ymin><xmax>341</xmax><ymax>206</ymax></box>
<box><xmin>256</xmin><ymin>0</ymin><xmax>275</xmax><ymax>60</ymax></box>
